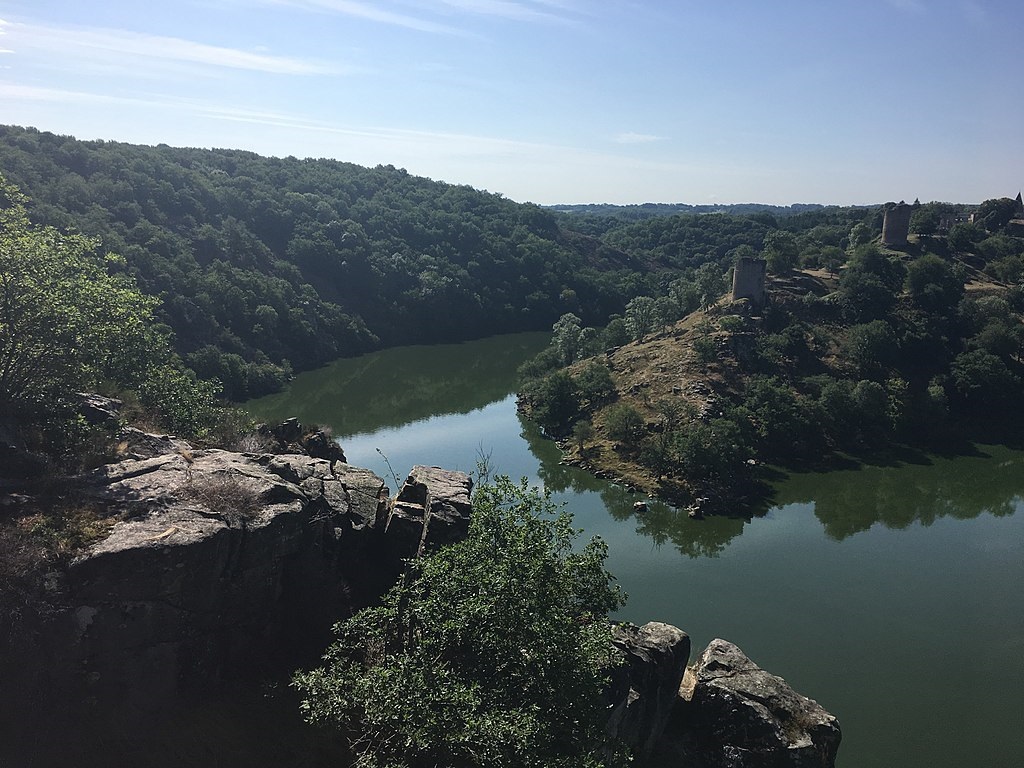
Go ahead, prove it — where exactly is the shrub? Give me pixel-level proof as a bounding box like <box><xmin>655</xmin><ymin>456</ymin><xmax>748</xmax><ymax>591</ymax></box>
<box><xmin>604</xmin><ymin>403</ymin><xmax>645</xmax><ymax>446</ymax></box>
<box><xmin>293</xmin><ymin>477</ymin><xmax>628</xmax><ymax>768</ymax></box>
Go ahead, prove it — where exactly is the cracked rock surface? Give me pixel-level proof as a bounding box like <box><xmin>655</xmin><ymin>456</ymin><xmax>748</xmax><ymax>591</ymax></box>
<box><xmin>655</xmin><ymin>638</ymin><xmax>842</xmax><ymax>767</ymax></box>
<box><xmin>16</xmin><ymin>448</ymin><xmax>388</xmax><ymax>723</ymax></box>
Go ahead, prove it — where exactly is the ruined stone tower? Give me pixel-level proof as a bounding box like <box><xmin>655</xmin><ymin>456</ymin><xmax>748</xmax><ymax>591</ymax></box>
<box><xmin>731</xmin><ymin>257</ymin><xmax>767</xmax><ymax>310</ymax></box>
<box><xmin>881</xmin><ymin>201</ymin><xmax>915</xmax><ymax>247</ymax></box>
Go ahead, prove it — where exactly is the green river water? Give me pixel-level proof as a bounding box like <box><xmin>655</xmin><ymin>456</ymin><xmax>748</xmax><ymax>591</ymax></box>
<box><xmin>246</xmin><ymin>332</ymin><xmax>1024</xmax><ymax>768</ymax></box>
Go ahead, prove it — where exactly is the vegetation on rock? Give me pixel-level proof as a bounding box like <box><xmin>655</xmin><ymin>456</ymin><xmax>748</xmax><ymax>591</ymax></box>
<box><xmin>294</xmin><ymin>476</ymin><xmax>628</xmax><ymax>768</ymax></box>
<box><xmin>0</xmin><ymin>177</ymin><xmax>228</xmax><ymax>463</ymax></box>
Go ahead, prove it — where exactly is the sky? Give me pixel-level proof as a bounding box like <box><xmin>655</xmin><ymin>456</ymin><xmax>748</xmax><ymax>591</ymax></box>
<box><xmin>0</xmin><ymin>1</ymin><xmax>1021</xmax><ymax>206</ymax></box>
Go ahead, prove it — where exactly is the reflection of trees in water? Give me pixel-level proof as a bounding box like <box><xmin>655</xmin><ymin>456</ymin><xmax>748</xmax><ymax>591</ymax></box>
<box><xmin>247</xmin><ymin>333</ymin><xmax>549</xmax><ymax>435</ymax></box>
<box><xmin>524</xmin><ymin>384</ymin><xmax>1024</xmax><ymax>553</ymax></box>
<box><xmin>774</xmin><ymin>447</ymin><xmax>1024</xmax><ymax>540</ymax></box>
<box><xmin>630</xmin><ymin>502</ymin><xmax>747</xmax><ymax>558</ymax></box>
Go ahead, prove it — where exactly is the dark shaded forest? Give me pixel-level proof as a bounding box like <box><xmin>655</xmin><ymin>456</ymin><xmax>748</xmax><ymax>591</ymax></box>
<box><xmin>0</xmin><ymin>125</ymin><xmax>650</xmax><ymax>399</ymax></box>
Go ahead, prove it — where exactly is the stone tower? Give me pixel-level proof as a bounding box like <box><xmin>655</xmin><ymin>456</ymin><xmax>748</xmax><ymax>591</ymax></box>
<box><xmin>731</xmin><ymin>257</ymin><xmax>767</xmax><ymax>310</ymax></box>
<box><xmin>881</xmin><ymin>201</ymin><xmax>915</xmax><ymax>247</ymax></box>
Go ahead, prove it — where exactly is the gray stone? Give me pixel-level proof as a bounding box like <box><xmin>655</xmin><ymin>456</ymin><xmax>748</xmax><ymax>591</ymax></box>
<box><xmin>386</xmin><ymin>465</ymin><xmax>473</xmax><ymax>557</ymax></box>
<box><xmin>116</xmin><ymin>427</ymin><xmax>193</xmax><ymax>460</ymax></box>
<box><xmin>607</xmin><ymin>621</ymin><xmax>691</xmax><ymax>759</ymax></box>
<box><xmin>657</xmin><ymin>638</ymin><xmax>841</xmax><ymax>768</ymax></box>
<box><xmin>40</xmin><ymin>449</ymin><xmax>390</xmax><ymax>717</ymax></box>
<box><xmin>77</xmin><ymin>393</ymin><xmax>123</xmax><ymax>425</ymax></box>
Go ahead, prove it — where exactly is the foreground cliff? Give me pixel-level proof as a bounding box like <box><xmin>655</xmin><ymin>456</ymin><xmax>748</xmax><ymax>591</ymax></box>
<box><xmin>1</xmin><ymin>437</ymin><xmax>839</xmax><ymax>767</ymax></box>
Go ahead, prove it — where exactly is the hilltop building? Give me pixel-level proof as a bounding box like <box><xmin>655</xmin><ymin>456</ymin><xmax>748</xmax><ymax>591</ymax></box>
<box><xmin>881</xmin><ymin>200</ymin><xmax>917</xmax><ymax>247</ymax></box>
<box><xmin>731</xmin><ymin>257</ymin><xmax>767</xmax><ymax>310</ymax></box>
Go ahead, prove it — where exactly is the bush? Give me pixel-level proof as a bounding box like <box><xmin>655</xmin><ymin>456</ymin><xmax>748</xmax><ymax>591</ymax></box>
<box><xmin>604</xmin><ymin>402</ymin><xmax>645</xmax><ymax>446</ymax></box>
<box><xmin>293</xmin><ymin>477</ymin><xmax>628</xmax><ymax>768</ymax></box>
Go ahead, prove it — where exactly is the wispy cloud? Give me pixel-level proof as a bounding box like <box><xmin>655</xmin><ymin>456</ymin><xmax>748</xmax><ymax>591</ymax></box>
<box><xmin>0</xmin><ymin>18</ymin><xmax>341</xmax><ymax>75</ymax></box>
<box><xmin>266</xmin><ymin>0</ymin><xmax>465</xmax><ymax>34</ymax></box>
<box><xmin>614</xmin><ymin>132</ymin><xmax>664</xmax><ymax>145</ymax></box>
<box><xmin>0</xmin><ymin>81</ymin><xmax>169</xmax><ymax>107</ymax></box>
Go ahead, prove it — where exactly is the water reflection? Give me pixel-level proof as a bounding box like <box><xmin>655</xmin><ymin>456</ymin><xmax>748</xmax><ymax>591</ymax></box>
<box><xmin>246</xmin><ymin>333</ymin><xmax>549</xmax><ymax>436</ymax></box>
<box><xmin>248</xmin><ymin>333</ymin><xmax>1024</xmax><ymax>558</ymax></box>
<box><xmin>773</xmin><ymin>447</ymin><xmax>1024</xmax><ymax>540</ymax></box>
<box><xmin>519</xmin><ymin>412</ymin><xmax>749</xmax><ymax>557</ymax></box>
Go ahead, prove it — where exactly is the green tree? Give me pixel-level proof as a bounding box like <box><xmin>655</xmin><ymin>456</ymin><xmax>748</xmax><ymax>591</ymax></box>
<box><xmin>574</xmin><ymin>360</ymin><xmax>615</xmax><ymax>406</ymax></box>
<box><xmin>819</xmin><ymin>245</ymin><xmax>846</xmax><ymax>277</ymax></box>
<box><xmin>526</xmin><ymin>370</ymin><xmax>579</xmax><ymax>433</ymax></box>
<box><xmin>905</xmin><ymin>254</ymin><xmax>964</xmax><ymax>316</ymax></box>
<box><xmin>573</xmin><ymin>419</ymin><xmax>595</xmax><ymax>453</ymax></box>
<box><xmin>838</xmin><ymin>244</ymin><xmax>906</xmax><ymax>321</ymax></box>
<box><xmin>668</xmin><ymin>416</ymin><xmax>752</xmax><ymax>489</ymax></box>
<box><xmin>951</xmin><ymin>348</ymin><xmax>1020</xmax><ymax>409</ymax></box>
<box><xmin>0</xmin><ymin>180</ymin><xmax>163</xmax><ymax>414</ymax></box>
<box><xmin>624</xmin><ymin>296</ymin><xmax>657</xmax><ymax>341</ymax></box>
<box><xmin>972</xmin><ymin>197</ymin><xmax>1019</xmax><ymax>232</ymax></box>
<box><xmin>762</xmin><ymin>229</ymin><xmax>798</xmax><ymax>273</ymax></box>
<box><xmin>947</xmin><ymin>223</ymin><xmax>983</xmax><ymax>253</ymax></box>
<box><xmin>842</xmin><ymin>320</ymin><xmax>898</xmax><ymax>378</ymax></box>
<box><xmin>294</xmin><ymin>476</ymin><xmax>627</xmax><ymax>768</ymax></box>
<box><xmin>603</xmin><ymin>402</ymin><xmax>645</xmax><ymax>447</ymax></box>
<box><xmin>551</xmin><ymin>312</ymin><xmax>585</xmax><ymax>365</ymax></box>
<box><xmin>693</xmin><ymin>262</ymin><xmax>728</xmax><ymax>309</ymax></box>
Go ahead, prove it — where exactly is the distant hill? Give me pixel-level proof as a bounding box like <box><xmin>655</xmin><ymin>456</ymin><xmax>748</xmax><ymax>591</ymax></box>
<box><xmin>548</xmin><ymin>202</ymin><xmax>831</xmax><ymax>219</ymax></box>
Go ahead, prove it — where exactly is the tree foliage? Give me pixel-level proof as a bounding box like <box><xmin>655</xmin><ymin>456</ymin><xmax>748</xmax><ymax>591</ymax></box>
<box><xmin>294</xmin><ymin>476</ymin><xmax>627</xmax><ymax>768</ymax></box>
<box><xmin>0</xmin><ymin>180</ymin><xmax>164</xmax><ymax>413</ymax></box>
<box><xmin>0</xmin><ymin>177</ymin><xmax>226</xmax><ymax>450</ymax></box>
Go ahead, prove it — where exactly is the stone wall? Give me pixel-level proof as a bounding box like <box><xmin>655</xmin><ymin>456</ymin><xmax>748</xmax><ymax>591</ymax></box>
<box><xmin>882</xmin><ymin>201</ymin><xmax>914</xmax><ymax>247</ymax></box>
<box><xmin>731</xmin><ymin>257</ymin><xmax>767</xmax><ymax>309</ymax></box>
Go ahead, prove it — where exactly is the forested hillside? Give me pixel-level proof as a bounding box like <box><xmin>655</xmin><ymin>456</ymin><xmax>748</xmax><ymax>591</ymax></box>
<box><xmin>0</xmin><ymin>125</ymin><xmax>651</xmax><ymax>399</ymax></box>
<box><xmin>518</xmin><ymin>202</ymin><xmax>1024</xmax><ymax>510</ymax></box>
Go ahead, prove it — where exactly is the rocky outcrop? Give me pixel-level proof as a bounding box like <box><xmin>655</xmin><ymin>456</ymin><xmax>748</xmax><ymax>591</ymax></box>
<box><xmin>607</xmin><ymin>621</ymin><xmax>691</xmax><ymax>759</ymax></box>
<box><xmin>655</xmin><ymin>638</ymin><xmax>842</xmax><ymax>767</ymax></box>
<box><xmin>2</xmin><ymin>444</ymin><xmax>481</xmax><ymax>766</ymax></box>
<box><xmin>2</xmin><ymin>436</ymin><xmax>838</xmax><ymax>768</ymax></box>
<box><xmin>28</xmin><ymin>450</ymin><xmax>383</xmax><ymax>715</ymax></box>
<box><xmin>386</xmin><ymin>464</ymin><xmax>473</xmax><ymax>558</ymax></box>
<box><xmin>259</xmin><ymin>417</ymin><xmax>347</xmax><ymax>465</ymax></box>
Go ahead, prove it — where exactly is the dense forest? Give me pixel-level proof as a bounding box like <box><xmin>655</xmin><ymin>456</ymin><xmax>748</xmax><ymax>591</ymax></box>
<box><xmin>0</xmin><ymin>125</ymin><xmax>655</xmax><ymax>400</ymax></box>
<box><xmin>0</xmin><ymin>125</ymin><xmax>902</xmax><ymax>403</ymax></box>
<box><xmin>4</xmin><ymin>124</ymin><xmax>1022</xmax><ymax>492</ymax></box>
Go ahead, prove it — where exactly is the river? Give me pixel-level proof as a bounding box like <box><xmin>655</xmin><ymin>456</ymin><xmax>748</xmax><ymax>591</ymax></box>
<box><xmin>245</xmin><ymin>332</ymin><xmax>1024</xmax><ymax>768</ymax></box>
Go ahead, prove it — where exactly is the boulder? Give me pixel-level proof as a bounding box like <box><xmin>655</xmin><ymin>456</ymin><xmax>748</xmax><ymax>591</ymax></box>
<box><xmin>386</xmin><ymin>465</ymin><xmax>473</xmax><ymax>558</ymax></box>
<box><xmin>607</xmin><ymin>622</ymin><xmax>691</xmax><ymax>759</ymax></box>
<box><xmin>657</xmin><ymin>638</ymin><xmax>841</xmax><ymax>767</ymax></box>
<box><xmin>77</xmin><ymin>393</ymin><xmax>123</xmax><ymax>425</ymax></box>
<box><xmin>116</xmin><ymin>427</ymin><xmax>193</xmax><ymax>460</ymax></box>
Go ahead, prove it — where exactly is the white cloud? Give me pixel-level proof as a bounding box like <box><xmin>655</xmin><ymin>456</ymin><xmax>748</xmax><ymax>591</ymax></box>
<box><xmin>434</xmin><ymin>0</ymin><xmax>574</xmax><ymax>24</ymax></box>
<box><xmin>0</xmin><ymin>19</ymin><xmax>341</xmax><ymax>75</ymax></box>
<box><xmin>267</xmin><ymin>0</ymin><xmax>465</xmax><ymax>34</ymax></box>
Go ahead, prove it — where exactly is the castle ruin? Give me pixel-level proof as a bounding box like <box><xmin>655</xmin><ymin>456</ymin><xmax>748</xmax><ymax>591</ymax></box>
<box><xmin>731</xmin><ymin>257</ymin><xmax>767</xmax><ymax>310</ymax></box>
<box><xmin>881</xmin><ymin>201</ymin><xmax>916</xmax><ymax>247</ymax></box>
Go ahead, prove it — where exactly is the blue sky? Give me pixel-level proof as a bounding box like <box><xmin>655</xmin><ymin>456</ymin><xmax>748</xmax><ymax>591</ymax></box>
<box><xmin>1</xmin><ymin>1</ymin><xmax>1021</xmax><ymax>205</ymax></box>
